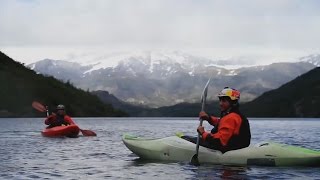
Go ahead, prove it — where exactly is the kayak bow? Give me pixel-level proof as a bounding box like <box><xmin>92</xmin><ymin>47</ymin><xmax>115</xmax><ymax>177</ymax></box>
<box><xmin>41</xmin><ymin>124</ymin><xmax>80</xmax><ymax>138</ymax></box>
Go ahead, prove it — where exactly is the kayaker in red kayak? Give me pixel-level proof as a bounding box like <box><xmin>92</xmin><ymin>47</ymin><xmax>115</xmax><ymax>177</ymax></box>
<box><xmin>45</xmin><ymin>104</ymin><xmax>76</xmax><ymax>129</ymax></box>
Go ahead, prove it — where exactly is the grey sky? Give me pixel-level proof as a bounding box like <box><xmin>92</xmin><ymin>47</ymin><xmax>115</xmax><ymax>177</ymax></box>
<box><xmin>1</xmin><ymin>0</ymin><xmax>320</xmax><ymax>63</ymax></box>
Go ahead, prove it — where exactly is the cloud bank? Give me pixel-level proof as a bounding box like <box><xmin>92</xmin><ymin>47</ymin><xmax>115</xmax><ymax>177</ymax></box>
<box><xmin>1</xmin><ymin>0</ymin><xmax>320</xmax><ymax>63</ymax></box>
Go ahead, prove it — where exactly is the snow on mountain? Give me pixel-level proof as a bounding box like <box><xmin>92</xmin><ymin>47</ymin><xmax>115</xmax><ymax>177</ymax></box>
<box><xmin>28</xmin><ymin>59</ymin><xmax>92</xmax><ymax>79</ymax></box>
<box><xmin>28</xmin><ymin>51</ymin><xmax>319</xmax><ymax>107</ymax></box>
<box><xmin>59</xmin><ymin>50</ymin><xmax>268</xmax><ymax>75</ymax></box>
<box><xmin>299</xmin><ymin>54</ymin><xmax>320</xmax><ymax>67</ymax></box>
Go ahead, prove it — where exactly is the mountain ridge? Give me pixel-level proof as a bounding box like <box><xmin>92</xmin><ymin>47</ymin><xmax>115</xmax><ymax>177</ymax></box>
<box><xmin>241</xmin><ymin>67</ymin><xmax>320</xmax><ymax>117</ymax></box>
<box><xmin>29</xmin><ymin>53</ymin><xmax>317</xmax><ymax>107</ymax></box>
<box><xmin>124</xmin><ymin>67</ymin><xmax>320</xmax><ymax>117</ymax></box>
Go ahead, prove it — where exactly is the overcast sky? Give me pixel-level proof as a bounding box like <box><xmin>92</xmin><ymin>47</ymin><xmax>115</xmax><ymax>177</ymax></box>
<box><xmin>1</xmin><ymin>0</ymin><xmax>320</xmax><ymax>64</ymax></box>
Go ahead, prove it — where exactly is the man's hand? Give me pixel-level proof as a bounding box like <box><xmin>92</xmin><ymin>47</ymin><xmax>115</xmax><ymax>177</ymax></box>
<box><xmin>197</xmin><ymin>125</ymin><xmax>205</xmax><ymax>135</ymax></box>
<box><xmin>199</xmin><ymin>111</ymin><xmax>210</xmax><ymax>121</ymax></box>
<box><xmin>45</xmin><ymin>115</ymin><xmax>55</xmax><ymax>125</ymax></box>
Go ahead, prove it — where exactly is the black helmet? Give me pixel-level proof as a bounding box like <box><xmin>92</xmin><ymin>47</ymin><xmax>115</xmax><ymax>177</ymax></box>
<box><xmin>56</xmin><ymin>104</ymin><xmax>65</xmax><ymax>110</ymax></box>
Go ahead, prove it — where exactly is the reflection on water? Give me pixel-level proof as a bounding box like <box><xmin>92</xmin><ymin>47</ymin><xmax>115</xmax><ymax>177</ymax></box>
<box><xmin>190</xmin><ymin>165</ymin><xmax>250</xmax><ymax>180</ymax></box>
<box><xmin>0</xmin><ymin>118</ymin><xmax>319</xmax><ymax>179</ymax></box>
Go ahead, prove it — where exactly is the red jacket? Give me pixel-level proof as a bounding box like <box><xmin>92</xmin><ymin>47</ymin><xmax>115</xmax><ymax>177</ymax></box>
<box><xmin>45</xmin><ymin>114</ymin><xmax>75</xmax><ymax>126</ymax></box>
<box><xmin>202</xmin><ymin>112</ymin><xmax>244</xmax><ymax>148</ymax></box>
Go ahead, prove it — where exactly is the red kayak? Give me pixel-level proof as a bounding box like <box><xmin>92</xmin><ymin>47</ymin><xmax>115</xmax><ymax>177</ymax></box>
<box><xmin>41</xmin><ymin>124</ymin><xmax>80</xmax><ymax>138</ymax></box>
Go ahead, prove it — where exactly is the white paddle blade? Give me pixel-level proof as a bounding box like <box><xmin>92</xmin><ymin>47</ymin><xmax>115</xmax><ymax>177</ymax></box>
<box><xmin>200</xmin><ymin>78</ymin><xmax>211</xmax><ymax>110</ymax></box>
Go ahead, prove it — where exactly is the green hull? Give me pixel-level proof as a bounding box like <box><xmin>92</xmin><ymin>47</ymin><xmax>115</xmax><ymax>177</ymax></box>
<box><xmin>122</xmin><ymin>134</ymin><xmax>320</xmax><ymax>166</ymax></box>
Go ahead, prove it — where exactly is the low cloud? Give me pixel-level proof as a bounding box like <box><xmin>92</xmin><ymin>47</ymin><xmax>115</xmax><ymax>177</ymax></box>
<box><xmin>1</xmin><ymin>0</ymin><xmax>320</xmax><ymax>62</ymax></box>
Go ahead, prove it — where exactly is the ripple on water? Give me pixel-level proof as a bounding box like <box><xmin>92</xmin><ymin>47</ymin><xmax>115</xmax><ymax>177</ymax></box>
<box><xmin>0</xmin><ymin>118</ymin><xmax>320</xmax><ymax>179</ymax></box>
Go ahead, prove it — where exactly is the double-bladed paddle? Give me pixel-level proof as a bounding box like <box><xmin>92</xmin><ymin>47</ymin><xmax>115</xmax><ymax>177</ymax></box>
<box><xmin>32</xmin><ymin>101</ymin><xmax>97</xmax><ymax>136</ymax></box>
<box><xmin>190</xmin><ymin>78</ymin><xmax>211</xmax><ymax>166</ymax></box>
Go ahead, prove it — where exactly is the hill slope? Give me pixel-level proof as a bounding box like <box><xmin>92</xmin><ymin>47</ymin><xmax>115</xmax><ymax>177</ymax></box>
<box><xmin>0</xmin><ymin>51</ymin><xmax>126</xmax><ymax>117</ymax></box>
<box><xmin>241</xmin><ymin>67</ymin><xmax>320</xmax><ymax>117</ymax></box>
<box><xmin>91</xmin><ymin>90</ymin><xmax>149</xmax><ymax>116</ymax></box>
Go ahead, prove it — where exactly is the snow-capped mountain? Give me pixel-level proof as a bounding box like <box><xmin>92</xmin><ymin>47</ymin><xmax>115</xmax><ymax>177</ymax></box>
<box><xmin>28</xmin><ymin>51</ymin><xmax>318</xmax><ymax>107</ymax></box>
<box><xmin>28</xmin><ymin>58</ymin><xmax>92</xmax><ymax>79</ymax></box>
<box><xmin>58</xmin><ymin>50</ymin><xmax>270</xmax><ymax>74</ymax></box>
<box><xmin>66</xmin><ymin>51</ymin><xmax>223</xmax><ymax>76</ymax></box>
<box><xmin>299</xmin><ymin>54</ymin><xmax>320</xmax><ymax>67</ymax></box>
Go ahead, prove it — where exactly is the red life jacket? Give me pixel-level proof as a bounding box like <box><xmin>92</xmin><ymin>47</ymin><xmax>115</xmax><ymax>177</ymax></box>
<box><xmin>45</xmin><ymin>115</ymin><xmax>75</xmax><ymax>127</ymax></box>
<box><xmin>202</xmin><ymin>111</ymin><xmax>251</xmax><ymax>153</ymax></box>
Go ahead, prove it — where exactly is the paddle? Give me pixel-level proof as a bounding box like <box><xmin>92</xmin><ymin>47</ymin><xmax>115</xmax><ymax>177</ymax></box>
<box><xmin>190</xmin><ymin>78</ymin><xmax>211</xmax><ymax>166</ymax></box>
<box><xmin>32</xmin><ymin>101</ymin><xmax>97</xmax><ymax>136</ymax></box>
<box><xmin>32</xmin><ymin>101</ymin><xmax>49</xmax><ymax>116</ymax></box>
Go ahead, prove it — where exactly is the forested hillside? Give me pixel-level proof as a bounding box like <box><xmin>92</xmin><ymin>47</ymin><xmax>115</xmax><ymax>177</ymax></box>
<box><xmin>241</xmin><ymin>67</ymin><xmax>320</xmax><ymax>117</ymax></box>
<box><xmin>0</xmin><ymin>51</ymin><xmax>127</xmax><ymax>117</ymax></box>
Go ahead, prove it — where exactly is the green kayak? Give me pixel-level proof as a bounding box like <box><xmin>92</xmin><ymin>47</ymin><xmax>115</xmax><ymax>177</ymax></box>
<box><xmin>122</xmin><ymin>134</ymin><xmax>320</xmax><ymax>166</ymax></box>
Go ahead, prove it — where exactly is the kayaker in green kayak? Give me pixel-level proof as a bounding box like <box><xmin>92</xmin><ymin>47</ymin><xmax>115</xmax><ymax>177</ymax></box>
<box><xmin>45</xmin><ymin>104</ymin><xmax>76</xmax><ymax>129</ymax></box>
<box><xmin>184</xmin><ymin>87</ymin><xmax>251</xmax><ymax>153</ymax></box>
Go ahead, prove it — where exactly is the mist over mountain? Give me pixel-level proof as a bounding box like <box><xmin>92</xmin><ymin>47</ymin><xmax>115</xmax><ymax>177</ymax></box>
<box><xmin>28</xmin><ymin>51</ymin><xmax>319</xmax><ymax>107</ymax></box>
<box><xmin>299</xmin><ymin>54</ymin><xmax>320</xmax><ymax>67</ymax></box>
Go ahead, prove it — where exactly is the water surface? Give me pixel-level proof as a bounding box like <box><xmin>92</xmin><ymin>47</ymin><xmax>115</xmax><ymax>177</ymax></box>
<box><xmin>0</xmin><ymin>118</ymin><xmax>319</xmax><ymax>179</ymax></box>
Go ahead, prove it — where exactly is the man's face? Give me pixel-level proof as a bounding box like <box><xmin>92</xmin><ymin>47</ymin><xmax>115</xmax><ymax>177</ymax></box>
<box><xmin>219</xmin><ymin>97</ymin><xmax>231</xmax><ymax>111</ymax></box>
<box><xmin>57</xmin><ymin>109</ymin><xmax>65</xmax><ymax>116</ymax></box>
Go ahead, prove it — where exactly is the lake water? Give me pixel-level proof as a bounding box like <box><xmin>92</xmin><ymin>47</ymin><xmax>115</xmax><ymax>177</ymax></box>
<box><xmin>0</xmin><ymin>118</ymin><xmax>319</xmax><ymax>179</ymax></box>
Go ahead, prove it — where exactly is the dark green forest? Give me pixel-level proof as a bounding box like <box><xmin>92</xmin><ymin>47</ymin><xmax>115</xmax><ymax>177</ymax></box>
<box><xmin>0</xmin><ymin>51</ymin><xmax>127</xmax><ymax>117</ymax></box>
<box><xmin>241</xmin><ymin>67</ymin><xmax>320</xmax><ymax>117</ymax></box>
